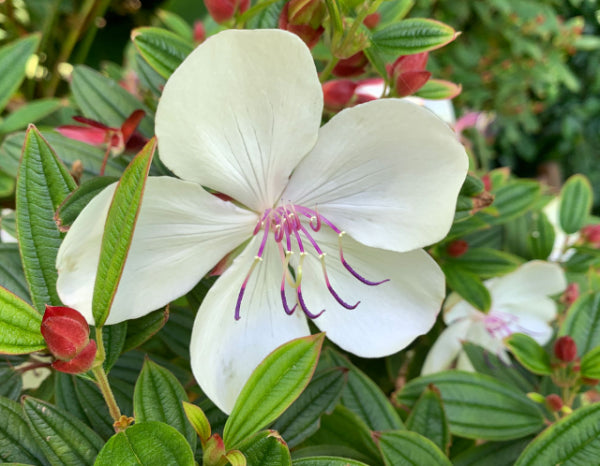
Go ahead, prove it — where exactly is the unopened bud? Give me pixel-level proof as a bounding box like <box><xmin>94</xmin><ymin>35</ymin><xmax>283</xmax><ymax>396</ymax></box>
<box><xmin>562</xmin><ymin>283</ymin><xmax>579</xmax><ymax>306</ymax></box>
<box><xmin>582</xmin><ymin>377</ymin><xmax>600</xmax><ymax>386</ymax></box>
<box><xmin>288</xmin><ymin>0</ymin><xmax>325</xmax><ymax>28</ymax></box>
<box><xmin>204</xmin><ymin>0</ymin><xmax>249</xmax><ymax>24</ymax></box>
<box><xmin>193</xmin><ymin>21</ymin><xmax>206</xmax><ymax>43</ymax></box>
<box><xmin>322</xmin><ymin>79</ymin><xmax>357</xmax><ymax>112</ymax></box>
<box><xmin>388</xmin><ymin>53</ymin><xmax>431</xmax><ymax>97</ymax></box>
<box><xmin>554</xmin><ymin>336</ymin><xmax>578</xmax><ymax>362</ymax></box>
<box><xmin>203</xmin><ymin>433</ymin><xmax>227</xmax><ymax>465</ymax></box>
<box><xmin>581</xmin><ymin>225</ymin><xmax>600</xmax><ymax>247</ymax></box>
<box><xmin>447</xmin><ymin>240</ymin><xmax>469</xmax><ymax>258</ymax></box>
<box><xmin>363</xmin><ymin>12</ymin><xmax>380</xmax><ymax>29</ymax></box>
<box><xmin>332</xmin><ymin>51</ymin><xmax>368</xmax><ymax>78</ymax></box>
<box><xmin>279</xmin><ymin>3</ymin><xmax>323</xmax><ymax>49</ymax></box>
<box><xmin>545</xmin><ymin>394</ymin><xmax>563</xmax><ymax>411</ymax></box>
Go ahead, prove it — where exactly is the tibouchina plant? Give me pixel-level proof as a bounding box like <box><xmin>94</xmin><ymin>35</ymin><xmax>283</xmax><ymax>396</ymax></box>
<box><xmin>422</xmin><ymin>261</ymin><xmax>567</xmax><ymax>374</ymax></box>
<box><xmin>56</xmin><ymin>29</ymin><xmax>468</xmax><ymax>412</ymax></box>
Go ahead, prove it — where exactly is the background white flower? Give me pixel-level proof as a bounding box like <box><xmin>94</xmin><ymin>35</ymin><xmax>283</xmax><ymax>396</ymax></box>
<box><xmin>422</xmin><ymin>261</ymin><xmax>567</xmax><ymax>374</ymax></box>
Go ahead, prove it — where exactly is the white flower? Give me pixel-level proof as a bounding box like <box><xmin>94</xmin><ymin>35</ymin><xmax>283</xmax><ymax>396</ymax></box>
<box><xmin>56</xmin><ymin>30</ymin><xmax>468</xmax><ymax>413</ymax></box>
<box><xmin>422</xmin><ymin>261</ymin><xmax>567</xmax><ymax>374</ymax></box>
<box><xmin>543</xmin><ymin>197</ymin><xmax>579</xmax><ymax>262</ymax></box>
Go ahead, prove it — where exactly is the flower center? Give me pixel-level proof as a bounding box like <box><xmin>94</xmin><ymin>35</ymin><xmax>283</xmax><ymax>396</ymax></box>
<box><xmin>482</xmin><ymin>312</ymin><xmax>517</xmax><ymax>339</ymax></box>
<box><xmin>234</xmin><ymin>203</ymin><xmax>389</xmax><ymax>320</ymax></box>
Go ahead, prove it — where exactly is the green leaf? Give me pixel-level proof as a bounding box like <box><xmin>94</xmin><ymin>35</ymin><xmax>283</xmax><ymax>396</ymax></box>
<box><xmin>376</xmin><ymin>431</ymin><xmax>451</xmax><ymax>466</ymax></box>
<box><xmin>482</xmin><ymin>181</ymin><xmax>541</xmax><ymax>226</ymax></box>
<box><xmin>224</xmin><ymin>333</ymin><xmax>325</xmax><ymax>449</ymax></box>
<box><xmin>414</xmin><ymin>79</ymin><xmax>461</xmax><ymax>99</ymax></box>
<box><xmin>133</xmin><ymin>359</ymin><xmax>197</xmax><ymax>450</ymax></box>
<box><xmin>446</xmin><ymin>247</ymin><xmax>522</xmax><ymax>278</ymax></box>
<box><xmin>16</xmin><ymin>126</ymin><xmax>76</xmax><ymax>312</ymax></box>
<box><xmin>442</xmin><ymin>263</ymin><xmax>491</xmax><ymax>311</ymax></box>
<box><xmin>396</xmin><ymin>371</ymin><xmax>545</xmax><ymax>440</ymax></box>
<box><xmin>504</xmin><ymin>333</ymin><xmax>552</xmax><ymax>376</ymax></box>
<box><xmin>238</xmin><ymin>430</ymin><xmax>292</xmax><ymax>466</ymax></box>
<box><xmin>0</xmin><ymin>35</ymin><xmax>40</xmax><ymax>113</ymax></box>
<box><xmin>405</xmin><ymin>387</ymin><xmax>450</xmax><ymax>454</ymax></box>
<box><xmin>580</xmin><ymin>345</ymin><xmax>600</xmax><ymax>379</ymax></box>
<box><xmin>92</xmin><ymin>138</ymin><xmax>155</xmax><ymax>326</ymax></box>
<box><xmin>515</xmin><ymin>403</ymin><xmax>600</xmax><ymax>465</ymax></box>
<box><xmin>132</xmin><ymin>27</ymin><xmax>194</xmax><ymax>80</ymax></box>
<box><xmin>324</xmin><ymin>349</ymin><xmax>404</xmax><ymax>431</ymax></box>
<box><xmin>292</xmin><ymin>457</ymin><xmax>369</xmax><ymax>466</ymax></box>
<box><xmin>559</xmin><ymin>291</ymin><xmax>600</xmax><ymax>355</ymax></box>
<box><xmin>0</xmin><ymin>361</ymin><xmax>23</xmax><ymax>400</ymax></box>
<box><xmin>526</xmin><ymin>211</ymin><xmax>556</xmax><ymax>260</ymax></box>
<box><xmin>370</xmin><ymin>18</ymin><xmax>457</xmax><ymax>55</ymax></box>
<box><xmin>0</xmin><ymin>286</ymin><xmax>45</xmax><ymax>354</ymax></box>
<box><xmin>22</xmin><ymin>396</ymin><xmax>104</xmax><ymax>465</ymax></box>
<box><xmin>55</xmin><ymin>176</ymin><xmax>118</xmax><ymax>231</ymax></box>
<box><xmin>182</xmin><ymin>401</ymin><xmax>211</xmax><ymax>443</ymax></box>
<box><xmin>71</xmin><ymin>65</ymin><xmax>153</xmax><ymax>137</ymax></box>
<box><xmin>0</xmin><ymin>98</ymin><xmax>63</xmax><ymax>135</ymax></box>
<box><xmin>453</xmin><ymin>437</ymin><xmax>531</xmax><ymax>466</ymax></box>
<box><xmin>70</xmin><ymin>375</ymin><xmax>115</xmax><ymax>440</ymax></box>
<box><xmin>98</xmin><ymin>322</ymin><xmax>128</xmax><ymax>372</ymax></box>
<box><xmin>0</xmin><ymin>243</ymin><xmax>30</xmax><ymax>302</ymax></box>
<box><xmin>273</xmin><ymin>367</ymin><xmax>347</xmax><ymax>448</ymax></box>
<box><xmin>0</xmin><ymin>396</ymin><xmax>47</xmax><ymax>465</ymax></box>
<box><xmin>156</xmin><ymin>9</ymin><xmax>193</xmax><ymax>40</ymax></box>
<box><xmin>123</xmin><ymin>307</ymin><xmax>168</xmax><ymax>352</ymax></box>
<box><xmin>94</xmin><ymin>421</ymin><xmax>195</xmax><ymax>465</ymax></box>
<box><xmin>0</xmin><ymin>169</ymin><xmax>15</xmax><ymax>197</ymax></box>
<box><xmin>559</xmin><ymin>174</ymin><xmax>593</xmax><ymax>234</ymax></box>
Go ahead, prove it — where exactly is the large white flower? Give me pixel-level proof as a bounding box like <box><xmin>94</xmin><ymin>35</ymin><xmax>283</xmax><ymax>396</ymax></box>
<box><xmin>56</xmin><ymin>29</ymin><xmax>468</xmax><ymax>413</ymax></box>
<box><xmin>422</xmin><ymin>261</ymin><xmax>567</xmax><ymax>374</ymax></box>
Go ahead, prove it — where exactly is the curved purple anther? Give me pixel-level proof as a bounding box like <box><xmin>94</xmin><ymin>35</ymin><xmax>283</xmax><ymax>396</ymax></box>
<box><xmin>297</xmin><ymin>285</ymin><xmax>325</xmax><ymax>319</ymax></box>
<box><xmin>253</xmin><ymin>209</ymin><xmax>271</xmax><ymax>235</ymax></box>
<box><xmin>326</xmin><ymin>282</ymin><xmax>360</xmax><ymax>309</ymax></box>
<box><xmin>340</xmin><ymin>250</ymin><xmax>390</xmax><ymax>286</ymax></box>
<box><xmin>234</xmin><ymin>287</ymin><xmax>245</xmax><ymax>320</ymax></box>
<box><xmin>274</xmin><ymin>224</ymin><xmax>284</xmax><ymax>243</ymax></box>
<box><xmin>309</xmin><ymin>214</ymin><xmax>321</xmax><ymax>231</ymax></box>
<box><xmin>281</xmin><ymin>284</ymin><xmax>297</xmax><ymax>315</ymax></box>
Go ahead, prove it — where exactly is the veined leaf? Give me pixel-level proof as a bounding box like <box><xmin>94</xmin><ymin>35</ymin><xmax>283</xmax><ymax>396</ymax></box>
<box><xmin>559</xmin><ymin>291</ymin><xmax>600</xmax><ymax>355</ymax></box>
<box><xmin>376</xmin><ymin>431</ymin><xmax>451</xmax><ymax>466</ymax></box>
<box><xmin>238</xmin><ymin>430</ymin><xmax>292</xmax><ymax>466</ymax></box>
<box><xmin>504</xmin><ymin>333</ymin><xmax>552</xmax><ymax>376</ymax></box>
<box><xmin>0</xmin><ymin>98</ymin><xmax>63</xmax><ymax>134</ymax></box>
<box><xmin>0</xmin><ymin>396</ymin><xmax>46</xmax><ymax>465</ymax></box>
<box><xmin>0</xmin><ymin>35</ymin><xmax>40</xmax><ymax>113</ymax></box>
<box><xmin>370</xmin><ymin>18</ymin><xmax>458</xmax><ymax>55</ymax></box>
<box><xmin>405</xmin><ymin>387</ymin><xmax>450</xmax><ymax>454</ymax></box>
<box><xmin>559</xmin><ymin>174</ymin><xmax>593</xmax><ymax>234</ymax></box>
<box><xmin>132</xmin><ymin>27</ymin><xmax>194</xmax><ymax>79</ymax></box>
<box><xmin>0</xmin><ymin>286</ymin><xmax>45</xmax><ymax>354</ymax></box>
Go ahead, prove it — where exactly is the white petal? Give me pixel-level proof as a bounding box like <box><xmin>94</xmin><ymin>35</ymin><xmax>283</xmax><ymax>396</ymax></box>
<box><xmin>421</xmin><ymin>318</ymin><xmax>472</xmax><ymax>375</ymax></box>
<box><xmin>443</xmin><ymin>294</ymin><xmax>478</xmax><ymax>325</ymax></box>
<box><xmin>156</xmin><ymin>29</ymin><xmax>323</xmax><ymax>212</ymax></box>
<box><xmin>294</xmin><ymin>230</ymin><xmax>444</xmax><ymax>357</ymax></box>
<box><xmin>56</xmin><ymin>177</ymin><xmax>257</xmax><ymax>325</ymax></box>
<box><xmin>282</xmin><ymin>99</ymin><xmax>468</xmax><ymax>252</ymax></box>
<box><xmin>190</xmin><ymin>236</ymin><xmax>310</xmax><ymax>414</ymax></box>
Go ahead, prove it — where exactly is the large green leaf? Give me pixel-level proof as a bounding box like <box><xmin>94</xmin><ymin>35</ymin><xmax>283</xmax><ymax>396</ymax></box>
<box><xmin>0</xmin><ymin>35</ymin><xmax>40</xmax><ymax>113</ymax></box>
<box><xmin>132</xmin><ymin>27</ymin><xmax>194</xmax><ymax>79</ymax></box>
<box><xmin>442</xmin><ymin>263</ymin><xmax>491</xmax><ymax>311</ymax></box>
<box><xmin>405</xmin><ymin>387</ymin><xmax>450</xmax><ymax>454</ymax></box>
<box><xmin>293</xmin><ymin>457</ymin><xmax>369</xmax><ymax>466</ymax></box>
<box><xmin>273</xmin><ymin>367</ymin><xmax>346</xmax><ymax>448</ymax></box>
<box><xmin>504</xmin><ymin>333</ymin><xmax>552</xmax><ymax>376</ymax></box>
<box><xmin>376</xmin><ymin>431</ymin><xmax>451</xmax><ymax>466</ymax></box>
<box><xmin>94</xmin><ymin>421</ymin><xmax>195</xmax><ymax>465</ymax></box>
<box><xmin>526</xmin><ymin>211</ymin><xmax>556</xmax><ymax>260</ymax></box>
<box><xmin>453</xmin><ymin>437</ymin><xmax>531</xmax><ymax>466</ymax></box>
<box><xmin>559</xmin><ymin>291</ymin><xmax>600</xmax><ymax>355</ymax></box>
<box><xmin>123</xmin><ymin>308</ymin><xmax>168</xmax><ymax>352</ymax></box>
<box><xmin>238</xmin><ymin>430</ymin><xmax>292</xmax><ymax>466</ymax></box>
<box><xmin>0</xmin><ymin>286</ymin><xmax>45</xmax><ymax>354</ymax></box>
<box><xmin>0</xmin><ymin>396</ymin><xmax>47</xmax><ymax>465</ymax></box>
<box><xmin>559</xmin><ymin>174</ymin><xmax>593</xmax><ymax>234</ymax></box>
<box><xmin>580</xmin><ymin>345</ymin><xmax>600</xmax><ymax>379</ymax></box>
<box><xmin>22</xmin><ymin>396</ymin><xmax>104</xmax><ymax>466</ymax></box>
<box><xmin>482</xmin><ymin>181</ymin><xmax>541</xmax><ymax>226</ymax></box>
<box><xmin>92</xmin><ymin>138</ymin><xmax>155</xmax><ymax>326</ymax></box>
<box><xmin>446</xmin><ymin>247</ymin><xmax>522</xmax><ymax>278</ymax></box>
<box><xmin>396</xmin><ymin>371</ymin><xmax>545</xmax><ymax>440</ymax></box>
<box><xmin>71</xmin><ymin>66</ymin><xmax>154</xmax><ymax>137</ymax></box>
<box><xmin>0</xmin><ymin>98</ymin><xmax>63</xmax><ymax>135</ymax></box>
<box><xmin>0</xmin><ymin>243</ymin><xmax>30</xmax><ymax>302</ymax></box>
<box><xmin>133</xmin><ymin>359</ymin><xmax>196</xmax><ymax>450</ymax></box>
<box><xmin>515</xmin><ymin>403</ymin><xmax>600</xmax><ymax>465</ymax></box>
<box><xmin>370</xmin><ymin>18</ymin><xmax>457</xmax><ymax>55</ymax></box>
<box><xmin>224</xmin><ymin>333</ymin><xmax>325</xmax><ymax>449</ymax></box>
<box><xmin>16</xmin><ymin>126</ymin><xmax>76</xmax><ymax>312</ymax></box>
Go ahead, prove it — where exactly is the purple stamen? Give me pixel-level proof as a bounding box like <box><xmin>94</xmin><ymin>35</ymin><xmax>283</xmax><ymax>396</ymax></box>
<box><xmin>235</xmin><ymin>256</ymin><xmax>261</xmax><ymax>320</ymax></box>
<box><xmin>338</xmin><ymin>234</ymin><xmax>389</xmax><ymax>286</ymax></box>
<box><xmin>297</xmin><ymin>284</ymin><xmax>325</xmax><ymax>319</ymax></box>
<box><xmin>281</xmin><ymin>282</ymin><xmax>297</xmax><ymax>315</ymax></box>
<box><xmin>319</xmin><ymin>255</ymin><xmax>360</xmax><ymax>309</ymax></box>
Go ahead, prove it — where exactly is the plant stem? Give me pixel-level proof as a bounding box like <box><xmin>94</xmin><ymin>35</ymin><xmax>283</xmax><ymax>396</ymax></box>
<box><xmin>337</xmin><ymin>0</ymin><xmax>384</xmax><ymax>55</ymax></box>
<box><xmin>319</xmin><ymin>56</ymin><xmax>339</xmax><ymax>83</ymax></box>
<box><xmin>92</xmin><ymin>327</ymin><xmax>122</xmax><ymax>424</ymax></box>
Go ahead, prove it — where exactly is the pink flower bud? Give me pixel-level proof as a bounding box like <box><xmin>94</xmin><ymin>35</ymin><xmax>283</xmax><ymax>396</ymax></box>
<box><xmin>288</xmin><ymin>0</ymin><xmax>325</xmax><ymax>28</ymax></box>
<box><xmin>581</xmin><ymin>225</ymin><xmax>600</xmax><ymax>247</ymax></box>
<box><xmin>332</xmin><ymin>51</ymin><xmax>369</xmax><ymax>78</ymax></box>
<box><xmin>193</xmin><ymin>21</ymin><xmax>206</xmax><ymax>43</ymax></box>
<box><xmin>447</xmin><ymin>239</ymin><xmax>469</xmax><ymax>257</ymax></box>
<box><xmin>363</xmin><ymin>12</ymin><xmax>380</xmax><ymax>29</ymax></box>
<box><xmin>51</xmin><ymin>340</ymin><xmax>97</xmax><ymax>374</ymax></box>
<box><xmin>204</xmin><ymin>0</ymin><xmax>249</xmax><ymax>24</ymax></box>
<box><xmin>545</xmin><ymin>394</ymin><xmax>563</xmax><ymax>411</ymax></box>
<box><xmin>388</xmin><ymin>53</ymin><xmax>431</xmax><ymax>97</ymax></box>
<box><xmin>554</xmin><ymin>336</ymin><xmax>578</xmax><ymax>362</ymax></box>
<box><xmin>562</xmin><ymin>283</ymin><xmax>579</xmax><ymax>306</ymax></box>
<box><xmin>278</xmin><ymin>3</ymin><xmax>323</xmax><ymax>49</ymax></box>
<box><xmin>322</xmin><ymin>79</ymin><xmax>357</xmax><ymax>111</ymax></box>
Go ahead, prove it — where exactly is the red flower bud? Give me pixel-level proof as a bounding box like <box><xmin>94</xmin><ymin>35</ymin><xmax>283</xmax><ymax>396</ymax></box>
<box><xmin>363</xmin><ymin>12</ymin><xmax>380</xmax><ymax>29</ymax></box>
<box><xmin>545</xmin><ymin>394</ymin><xmax>563</xmax><ymax>411</ymax></box>
<box><xmin>582</xmin><ymin>377</ymin><xmax>600</xmax><ymax>386</ymax></box>
<box><xmin>322</xmin><ymin>79</ymin><xmax>357</xmax><ymax>112</ymax></box>
<box><xmin>581</xmin><ymin>225</ymin><xmax>600</xmax><ymax>247</ymax></box>
<box><xmin>279</xmin><ymin>3</ymin><xmax>324</xmax><ymax>49</ymax></box>
<box><xmin>447</xmin><ymin>239</ymin><xmax>469</xmax><ymax>258</ymax></box>
<box><xmin>554</xmin><ymin>336</ymin><xmax>578</xmax><ymax>362</ymax></box>
<box><xmin>193</xmin><ymin>21</ymin><xmax>206</xmax><ymax>43</ymax></box>
<box><xmin>562</xmin><ymin>283</ymin><xmax>579</xmax><ymax>306</ymax></box>
<box><xmin>481</xmin><ymin>174</ymin><xmax>492</xmax><ymax>192</ymax></box>
<box><xmin>204</xmin><ymin>0</ymin><xmax>249</xmax><ymax>24</ymax></box>
<box><xmin>41</xmin><ymin>305</ymin><xmax>97</xmax><ymax>374</ymax></box>
<box><xmin>332</xmin><ymin>51</ymin><xmax>368</xmax><ymax>78</ymax></box>
<box><xmin>288</xmin><ymin>0</ymin><xmax>325</xmax><ymax>28</ymax></box>
<box><xmin>387</xmin><ymin>53</ymin><xmax>430</xmax><ymax>97</ymax></box>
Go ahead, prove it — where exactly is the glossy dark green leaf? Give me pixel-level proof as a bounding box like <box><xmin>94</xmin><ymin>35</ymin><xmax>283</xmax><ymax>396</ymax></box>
<box><xmin>292</xmin><ymin>457</ymin><xmax>369</xmax><ymax>466</ymax></box>
<box><xmin>92</xmin><ymin>139</ymin><xmax>155</xmax><ymax>326</ymax></box>
<box><xmin>515</xmin><ymin>403</ymin><xmax>600</xmax><ymax>465</ymax></box>
<box><xmin>505</xmin><ymin>333</ymin><xmax>552</xmax><ymax>376</ymax></box>
<box><xmin>97</xmin><ymin>322</ymin><xmax>128</xmax><ymax>372</ymax></box>
<box><xmin>238</xmin><ymin>430</ymin><xmax>292</xmax><ymax>466</ymax></box>
<box><xmin>559</xmin><ymin>291</ymin><xmax>600</xmax><ymax>355</ymax></box>
<box><xmin>324</xmin><ymin>349</ymin><xmax>404</xmax><ymax>431</ymax></box>
<box><xmin>559</xmin><ymin>174</ymin><xmax>593</xmax><ymax>234</ymax></box>
<box><xmin>0</xmin><ymin>286</ymin><xmax>45</xmax><ymax>354</ymax></box>
<box><xmin>133</xmin><ymin>359</ymin><xmax>196</xmax><ymax>450</ymax></box>
<box><xmin>123</xmin><ymin>308</ymin><xmax>168</xmax><ymax>352</ymax></box>
<box><xmin>453</xmin><ymin>437</ymin><xmax>531</xmax><ymax>466</ymax></box>
<box><xmin>22</xmin><ymin>396</ymin><xmax>104</xmax><ymax>465</ymax></box>
<box><xmin>442</xmin><ymin>263</ymin><xmax>491</xmax><ymax>311</ymax></box>
<box><xmin>396</xmin><ymin>371</ymin><xmax>545</xmax><ymax>440</ymax></box>
<box><xmin>580</xmin><ymin>345</ymin><xmax>600</xmax><ymax>379</ymax></box>
<box><xmin>55</xmin><ymin>176</ymin><xmax>118</xmax><ymax>231</ymax></box>
<box><xmin>0</xmin><ymin>396</ymin><xmax>46</xmax><ymax>465</ymax></box>
<box><xmin>273</xmin><ymin>367</ymin><xmax>346</xmax><ymax>448</ymax></box>
<box><xmin>16</xmin><ymin>126</ymin><xmax>76</xmax><ymax>312</ymax></box>
<box><xmin>446</xmin><ymin>247</ymin><xmax>522</xmax><ymax>278</ymax></box>
<box><xmin>132</xmin><ymin>27</ymin><xmax>194</xmax><ymax>79</ymax></box>
<box><xmin>406</xmin><ymin>387</ymin><xmax>450</xmax><ymax>454</ymax></box>
<box><xmin>0</xmin><ymin>243</ymin><xmax>30</xmax><ymax>302</ymax></box>
<box><xmin>376</xmin><ymin>431</ymin><xmax>451</xmax><ymax>466</ymax></box>
<box><xmin>224</xmin><ymin>333</ymin><xmax>325</xmax><ymax>449</ymax></box>
<box><xmin>94</xmin><ymin>421</ymin><xmax>195</xmax><ymax>465</ymax></box>
<box><xmin>0</xmin><ymin>35</ymin><xmax>40</xmax><ymax>113</ymax></box>
<box><xmin>0</xmin><ymin>362</ymin><xmax>23</xmax><ymax>400</ymax></box>
<box><xmin>68</xmin><ymin>376</ymin><xmax>115</xmax><ymax>440</ymax></box>
<box><xmin>370</xmin><ymin>18</ymin><xmax>457</xmax><ymax>54</ymax></box>
<box><xmin>0</xmin><ymin>98</ymin><xmax>63</xmax><ymax>134</ymax></box>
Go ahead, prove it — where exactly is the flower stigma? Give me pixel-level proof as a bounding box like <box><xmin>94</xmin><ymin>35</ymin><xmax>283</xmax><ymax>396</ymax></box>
<box><xmin>234</xmin><ymin>203</ymin><xmax>390</xmax><ymax>321</ymax></box>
